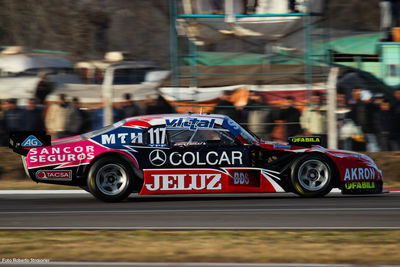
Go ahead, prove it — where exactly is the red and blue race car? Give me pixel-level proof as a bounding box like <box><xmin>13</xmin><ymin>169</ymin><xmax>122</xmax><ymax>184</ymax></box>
<box><xmin>10</xmin><ymin>113</ymin><xmax>383</xmax><ymax>202</ymax></box>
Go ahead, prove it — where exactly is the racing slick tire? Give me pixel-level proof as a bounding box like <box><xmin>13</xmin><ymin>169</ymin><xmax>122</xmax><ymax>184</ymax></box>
<box><xmin>87</xmin><ymin>157</ymin><xmax>135</xmax><ymax>202</ymax></box>
<box><xmin>290</xmin><ymin>154</ymin><xmax>335</xmax><ymax>197</ymax></box>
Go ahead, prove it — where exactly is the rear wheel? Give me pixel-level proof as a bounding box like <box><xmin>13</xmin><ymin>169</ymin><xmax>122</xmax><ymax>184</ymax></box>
<box><xmin>290</xmin><ymin>154</ymin><xmax>334</xmax><ymax>197</ymax></box>
<box><xmin>87</xmin><ymin>157</ymin><xmax>135</xmax><ymax>202</ymax></box>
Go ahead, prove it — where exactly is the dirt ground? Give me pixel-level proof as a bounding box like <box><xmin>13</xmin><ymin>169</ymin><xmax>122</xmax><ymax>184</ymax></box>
<box><xmin>0</xmin><ymin>147</ymin><xmax>399</xmax><ymax>186</ymax></box>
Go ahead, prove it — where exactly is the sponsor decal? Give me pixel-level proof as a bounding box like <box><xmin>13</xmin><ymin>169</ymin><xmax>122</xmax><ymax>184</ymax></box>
<box><xmin>36</xmin><ymin>170</ymin><xmax>72</xmax><ymax>180</ymax></box>
<box><xmin>343</xmin><ymin>168</ymin><xmax>376</xmax><ymax>181</ymax></box>
<box><xmin>166</xmin><ymin>118</ymin><xmax>215</xmax><ymax>130</ymax></box>
<box><xmin>222</xmin><ymin>118</ymin><xmax>241</xmax><ymax>138</ymax></box>
<box><xmin>169</xmin><ymin>151</ymin><xmax>243</xmax><ymax>166</ymax></box>
<box><xmin>227</xmin><ymin>170</ymin><xmax>261</xmax><ymax>187</ymax></box>
<box><xmin>147</xmin><ymin>144</ymin><xmax>168</xmax><ymax>148</ymax></box>
<box><xmin>29</xmin><ymin>146</ymin><xmax>95</xmax><ymax>163</ymax></box>
<box><xmin>149</xmin><ymin>149</ymin><xmax>167</xmax><ymax>166</ymax></box>
<box><xmin>344</xmin><ymin>181</ymin><xmax>376</xmax><ymax>190</ymax></box>
<box><xmin>21</xmin><ymin>135</ymin><xmax>43</xmax><ymax>147</ymax></box>
<box><xmin>149</xmin><ymin>150</ymin><xmax>243</xmax><ymax>167</ymax></box>
<box><xmin>145</xmin><ymin>173</ymin><xmax>222</xmax><ymax>191</ymax></box>
<box><xmin>148</xmin><ymin>128</ymin><xmax>166</xmax><ymax>144</ymax></box>
<box><xmin>100</xmin><ymin>127</ymin><xmax>167</xmax><ymax>146</ymax></box>
<box><xmin>101</xmin><ymin>132</ymin><xmax>143</xmax><ymax>145</ymax></box>
<box><xmin>173</xmin><ymin>141</ymin><xmax>206</xmax><ymax>146</ymax></box>
<box><xmin>273</xmin><ymin>144</ymin><xmax>291</xmax><ymax>149</ymax></box>
<box><xmin>233</xmin><ymin>172</ymin><xmax>249</xmax><ymax>185</ymax></box>
<box><xmin>289</xmin><ymin>136</ymin><xmax>321</xmax><ymax>143</ymax></box>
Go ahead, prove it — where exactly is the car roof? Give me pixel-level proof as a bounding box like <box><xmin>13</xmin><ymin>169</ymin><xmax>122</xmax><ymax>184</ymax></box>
<box><xmin>124</xmin><ymin>113</ymin><xmax>228</xmax><ymax>124</ymax></box>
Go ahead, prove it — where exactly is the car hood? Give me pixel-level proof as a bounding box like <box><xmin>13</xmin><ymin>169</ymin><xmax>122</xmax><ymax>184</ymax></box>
<box><xmin>257</xmin><ymin>139</ymin><xmax>374</xmax><ymax>163</ymax></box>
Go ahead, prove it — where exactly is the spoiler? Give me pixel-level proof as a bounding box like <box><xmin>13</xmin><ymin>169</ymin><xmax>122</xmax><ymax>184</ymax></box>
<box><xmin>9</xmin><ymin>131</ymin><xmax>51</xmax><ymax>156</ymax></box>
<box><xmin>288</xmin><ymin>136</ymin><xmax>322</xmax><ymax>148</ymax></box>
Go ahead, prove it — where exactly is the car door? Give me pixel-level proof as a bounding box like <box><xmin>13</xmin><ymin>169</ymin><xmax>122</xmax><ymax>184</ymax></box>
<box><xmin>166</xmin><ymin>125</ymin><xmax>249</xmax><ymax>169</ymax></box>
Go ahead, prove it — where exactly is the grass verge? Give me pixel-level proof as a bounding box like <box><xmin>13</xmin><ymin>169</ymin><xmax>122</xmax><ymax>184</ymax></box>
<box><xmin>0</xmin><ymin>230</ymin><xmax>399</xmax><ymax>264</ymax></box>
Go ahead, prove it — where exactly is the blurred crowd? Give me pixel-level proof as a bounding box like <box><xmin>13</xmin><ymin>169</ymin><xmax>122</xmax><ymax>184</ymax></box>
<box><xmin>215</xmin><ymin>87</ymin><xmax>400</xmax><ymax>152</ymax></box>
<box><xmin>0</xmin><ymin>93</ymin><xmax>173</xmax><ymax>145</ymax></box>
<box><xmin>1</xmin><ymin>88</ymin><xmax>400</xmax><ymax>152</ymax></box>
<box><xmin>336</xmin><ymin>87</ymin><xmax>400</xmax><ymax>152</ymax></box>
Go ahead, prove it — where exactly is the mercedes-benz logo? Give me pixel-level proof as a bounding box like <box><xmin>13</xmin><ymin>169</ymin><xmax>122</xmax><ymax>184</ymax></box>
<box><xmin>149</xmin><ymin>149</ymin><xmax>167</xmax><ymax>166</ymax></box>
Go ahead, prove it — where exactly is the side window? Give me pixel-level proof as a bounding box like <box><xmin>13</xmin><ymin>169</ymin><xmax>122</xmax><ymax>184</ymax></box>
<box><xmin>192</xmin><ymin>129</ymin><xmax>221</xmax><ymax>142</ymax></box>
<box><xmin>167</xmin><ymin>128</ymin><xmax>238</xmax><ymax>146</ymax></box>
<box><xmin>192</xmin><ymin>129</ymin><xmax>237</xmax><ymax>145</ymax></box>
<box><xmin>167</xmin><ymin>129</ymin><xmax>194</xmax><ymax>145</ymax></box>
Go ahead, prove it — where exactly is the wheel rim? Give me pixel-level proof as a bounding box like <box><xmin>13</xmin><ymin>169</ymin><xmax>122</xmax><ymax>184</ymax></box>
<box><xmin>297</xmin><ymin>159</ymin><xmax>330</xmax><ymax>192</ymax></box>
<box><xmin>95</xmin><ymin>164</ymin><xmax>128</xmax><ymax>196</ymax></box>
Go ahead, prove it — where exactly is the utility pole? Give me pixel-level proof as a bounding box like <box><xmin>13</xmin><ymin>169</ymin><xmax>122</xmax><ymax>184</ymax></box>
<box><xmin>327</xmin><ymin>67</ymin><xmax>339</xmax><ymax>149</ymax></box>
<box><xmin>102</xmin><ymin>67</ymin><xmax>114</xmax><ymax>127</ymax></box>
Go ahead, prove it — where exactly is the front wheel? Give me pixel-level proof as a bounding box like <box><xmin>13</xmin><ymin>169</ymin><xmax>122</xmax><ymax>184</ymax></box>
<box><xmin>290</xmin><ymin>154</ymin><xmax>335</xmax><ymax>197</ymax></box>
<box><xmin>87</xmin><ymin>157</ymin><xmax>135</xmax><ymax>202</ymax></box>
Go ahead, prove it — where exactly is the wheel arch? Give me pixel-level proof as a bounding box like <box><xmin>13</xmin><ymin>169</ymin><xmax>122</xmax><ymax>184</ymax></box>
<box><xmin>291</xmin><ymin>151</ymin><xmax>341</xmax><ymax>189</ymax></box>
<box><xmin>81</xmin><ymin>151</ymin><xmax>143</xmax><ymax>192</ymax></box>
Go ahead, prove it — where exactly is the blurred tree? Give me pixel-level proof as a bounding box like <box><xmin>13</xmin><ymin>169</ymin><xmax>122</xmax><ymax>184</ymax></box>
<box><xmin>0</xmin><ymin>0</ymin><xmax>170</xmax><ymax>67</ymax></box>
<box><xmin>0</xmin><ymin>0</ymin><xmax>380</xmax><ymax>67</ymax></box>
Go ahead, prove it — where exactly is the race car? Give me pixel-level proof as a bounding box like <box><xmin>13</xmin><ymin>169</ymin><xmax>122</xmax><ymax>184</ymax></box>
<box><xmin>9</xmin><ymin>113</ymin><xmax>383</xmax><ymax>202</ymax></box>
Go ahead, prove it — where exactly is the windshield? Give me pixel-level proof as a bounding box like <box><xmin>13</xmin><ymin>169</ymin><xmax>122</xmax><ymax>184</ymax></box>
<box><xmin>240</xmin><ymin>123</ymin><xmax>260</xmax><ymax>141</ymax></box>
<box><xmin>81</xmin><ymin>120</ymin><xmax>125</xmax><ymax>140</ymax></box>
<box><xmin>223</xmin><ymin>118</ymin><xmax>257</xmax><ymax>144</ymax></box>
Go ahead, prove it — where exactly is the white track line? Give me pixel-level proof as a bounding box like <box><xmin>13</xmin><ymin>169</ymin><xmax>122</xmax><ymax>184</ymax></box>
<box><xmin>0</xmin><ymin>188</ymin><xmax>361</xmax><ymax>195</ymax></box>
<box><xmin>0</xmin><ymin>207</ymin><xmax>400</xmax><ymax>215</ymax></box>
<box><xmin>0</xmin><ymin>188</ymin><xmax>397</xmax><ymax>195</ymax></box>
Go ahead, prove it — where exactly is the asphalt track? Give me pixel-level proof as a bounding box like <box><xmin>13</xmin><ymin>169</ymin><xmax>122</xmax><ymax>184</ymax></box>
<box><xmin>0</xmin><ymin>190</ymin><xmax>399</xmax><ymax>229</ymax></box>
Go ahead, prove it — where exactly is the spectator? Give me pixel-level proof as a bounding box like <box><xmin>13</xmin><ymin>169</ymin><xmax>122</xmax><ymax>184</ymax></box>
<box><xmin>122</xmin><ymin>93</ymin><xmax>143</xmax><ymax>118</ymax></box>
<box><xmin>23</xmin><ymin>98</ymin><xmax>45</xmax><ymax>132</ymax></box>
<box><xmin>0</xmin><ymin>100</ymin><xmax>7</xmax><ymax>145</ymax></box>
<box><xmin>92</xmin><ymin>99</ymin><xmax>124</xmax><ymax>130</ymax></box>
<box><xmin>300</xmin><ymin>91</ymin><xmax>327</xmax><ymax>146</ymax></box>
<box><xmin>3</xmin><ymin>98</ymin><xmax>24</xmax><ymax>133</ymax></box>
<box><xmin>381</xmin><ymin>0</ymin><xmax>392</xmax><ymax>41</ymax></box>
<box><xmin>113</xmin><ymin>101</ymin><xmax>124</xmax><ymax>122</ymax></box>
<box><xmin>336</xmin><ymin>92</ymin><xmax>353</xmax><ymax>150</ymax></box>
<box><xmin>288</xmin><ymin>0</ymin><xmax>298</xmax><ymax>13</ymax></box>
<box><xmin>264</xmin><ymin>102</ymin><xmax>281</xmax><ymax>141</ymax></box>
<box><xmin>349</xmin><ymin>89</ymin><xmax>379</xmax><ymax>152</ymax></box>
<box><xmin>279</xmin><ymin>96</ymin><xmax>302</xmax><ymax>138</ymax></box>
<box><xmin>374</xmin><ymin>98</ymin><xmax>393</xmax><ymax>151</ymax></box>
<box><xmin>45</xmin><ymin>94</ymin><xmax>68</xmax><ymax>139</ymax></box>
<box><xmin>246</xmin><ymin>91</ymin><xmax>270</xmax><ymax>139</ymax></box>
<box><xmin>391</xmin><ymin>88</ymin><xmax>400</xmax><ymax>150</ymax></box>
<box><xmin>392</xmin><ymin>0</ymin><xmax>400</xmax><ymax>27</ymax></box>
<box><xmin>95</xmin><ymin>69</ymin><xmax>104</xmax><ymax>84</ymax></box>
<box><xmin>243</xmin><ymin>0</ymin><xmax>258</xmax><ymax>14</ymax></box>
<box><xmin>35</xmin><ymin>72</ymin><xmax>54</xmax><ymax>104</ymax></box>
<box><xmin>214</xmin><ymin>92</ymin><xmax>241</xmax><ymax>123</ymax></box>
<box><xmin>211</xmin><ymin>0</ymin><xmax>224</xmax><ymax>14</ymax></box>
<box><xmin>146</xmin><ymin>95</ymin><xmax>174</xmax><ymax>115</ymax></box>
<box><xmin>64</xmin><ymin>97</ymin><xmax>84</xmax><ymax>136</ymax></box>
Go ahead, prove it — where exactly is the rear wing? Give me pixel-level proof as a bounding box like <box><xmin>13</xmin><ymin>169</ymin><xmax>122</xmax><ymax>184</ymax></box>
<box><xmin>9</xmin><ymin>132</ymin><xmax>51</xmax><ymax>156</ymax></box>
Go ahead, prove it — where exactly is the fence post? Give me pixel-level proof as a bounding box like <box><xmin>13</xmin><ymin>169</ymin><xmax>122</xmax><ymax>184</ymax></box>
<box><xmin>102</xmin><ymin>67</ymin><xmax>114</xmax><ymax>127</ymax></box>
<box><xmin>327</xmin><ymin>67</ymin><xmax>339</xmax><ymax>149</ymax></box>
